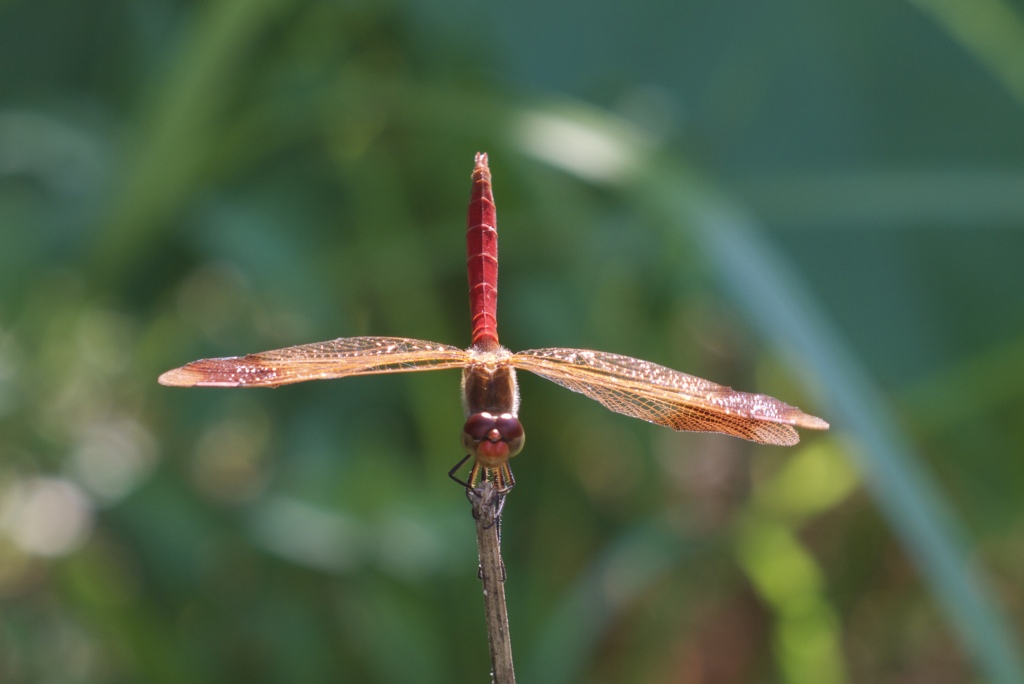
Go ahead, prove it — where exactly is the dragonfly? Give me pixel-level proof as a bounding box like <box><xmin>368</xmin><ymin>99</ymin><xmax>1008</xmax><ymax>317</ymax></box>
<box><xmin>160</xmin><ymin>153</ymin><xmax>828</xmax><ymax>492</ymax></box>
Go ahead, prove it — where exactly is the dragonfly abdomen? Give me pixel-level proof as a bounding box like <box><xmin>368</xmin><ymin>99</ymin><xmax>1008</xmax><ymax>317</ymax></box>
<box><xmin>467</xmin><ymin>152</ymin><xmax>500</xmax><ymax>351</ymax></box>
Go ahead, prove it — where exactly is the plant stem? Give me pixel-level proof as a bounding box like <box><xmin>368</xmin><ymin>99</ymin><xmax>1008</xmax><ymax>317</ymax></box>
<box><xmin>470</xmin><ymin>482</ymin><xmax>516</xmax><ymax>684</ymax></box>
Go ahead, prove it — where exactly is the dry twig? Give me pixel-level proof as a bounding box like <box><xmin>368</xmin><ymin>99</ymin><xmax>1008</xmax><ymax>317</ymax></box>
<box><xmin>470</xmin><ymin>482</ymin><xmax>515</xmax><ymax>684</ymax></box>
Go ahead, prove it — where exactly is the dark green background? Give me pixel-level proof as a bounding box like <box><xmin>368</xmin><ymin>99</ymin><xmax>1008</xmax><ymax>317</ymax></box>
<box><xmin>2</xmin><ymin>0</ymin><xmax>1023</xmax><ymax>682</ymax></box>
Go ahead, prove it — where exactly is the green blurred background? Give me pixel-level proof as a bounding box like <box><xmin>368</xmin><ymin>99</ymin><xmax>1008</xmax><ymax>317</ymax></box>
<box><xmin>2</xmin><ymin>0</ymin><xmax>1024</xmax><ymax>682</ymax></box>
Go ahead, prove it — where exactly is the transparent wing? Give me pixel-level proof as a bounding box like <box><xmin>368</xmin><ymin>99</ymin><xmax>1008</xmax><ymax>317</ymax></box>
<box><xmin>159</xmin><ymin>336</ymin><xmax>470</xmax><ymax>388</ymax></box>
<box><xmin>512</xmin><ymin>348</ymin><xmax>829</xmax><ymax>446</ymax></box>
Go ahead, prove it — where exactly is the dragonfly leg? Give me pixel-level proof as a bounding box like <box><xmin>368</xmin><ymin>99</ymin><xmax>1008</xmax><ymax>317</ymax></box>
<box><xmin>497</xmin><ymin>463</ymin><xmax>515</xmax><ymax>493</ymax></box>
<box><xmin>490</xmin><ymin>494</ymin><xmax>506</xmax><ymax>521</ymax></box>
<box><xmin>476</xmin><ymin>491</ymin><xmax>503</xmax><ymax>529</ymax></box>
<box><xmin>447</xmin><ymin>453</ymin><xmax>474</xmax><ymax>489</ymax></box>
<box><xmin>452</xmin><ymin>456</ymin><xmax>492</xmax><ymax>521</ymax></box>
<box><xmin>468</xmin><ymin>461</ymin><xmax>483</xmax><ymax>489</ymax></box>
<box><xmin>477</xmin><ymin>465</ymin><xmax>514</xmax><ymax>525</ymax></box>
<box><xmin>452</xmin><ymin>457</ymin><xmax>511</xmax><ymax>525</ymax></box>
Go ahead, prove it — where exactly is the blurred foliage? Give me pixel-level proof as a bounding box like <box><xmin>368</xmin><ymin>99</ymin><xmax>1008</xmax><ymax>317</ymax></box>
<box><xmin>2</xmin><ymin>0</ymin><xmax>1024</xmax><ymax>682</ymax></box>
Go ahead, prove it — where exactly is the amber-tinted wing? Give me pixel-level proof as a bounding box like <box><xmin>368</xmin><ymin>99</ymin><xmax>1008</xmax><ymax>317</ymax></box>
<box><xmin>511</xmin><ymin>348</ymin><xmax>828</xmax><ymax>445</ymax></box>
<box><xmin>159</xmin><ymin>336</ymin><xmax>470</xmax><ymax>388</ymax></box>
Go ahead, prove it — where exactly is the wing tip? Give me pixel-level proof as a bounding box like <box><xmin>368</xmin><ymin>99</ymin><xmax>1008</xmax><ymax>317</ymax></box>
<box><xmin>158</xmin><ymin>364</ymin><xmax>245</xmax><ymax>388</ymax></box>
<box><xmin>791</xmin><ymin>412</ymin><xmax>829</xmax><ymax>431</ymax></box>
<box><xmin>158</xmin><ymin>367</ymin><xmax>197</xmax><ymax>387</ymax></box>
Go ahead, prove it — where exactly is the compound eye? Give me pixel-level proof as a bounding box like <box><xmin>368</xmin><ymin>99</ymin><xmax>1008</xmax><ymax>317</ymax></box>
<box><xmin>494</xmin><ymin>414</ymin><xmax>523</xmax><ymax>441</ymax></box>
<box><xmin>495</xmin><ymin>413</ymin><xmax>525</xmax><ymax>458</ymax></box>
<box><xmin>462</xmin><ymin>412</ymin><xmax>498</xmax><ymax>441</ymax></box>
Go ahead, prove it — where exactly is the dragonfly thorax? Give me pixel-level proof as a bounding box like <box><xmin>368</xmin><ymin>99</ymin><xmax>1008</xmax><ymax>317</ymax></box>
<box><xmin>460</xmin><ymin>352</ymin><xmax>520</xmax><ymax>418</ymax></box>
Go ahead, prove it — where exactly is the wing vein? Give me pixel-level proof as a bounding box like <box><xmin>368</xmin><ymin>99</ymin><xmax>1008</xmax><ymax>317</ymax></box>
<box><xmin>513</xmin><ymin>348</ymin><xmax>827</xmax><ymax>445</ymax></box>
<box><xmin>160</xmin><ymin>336</ymin><xmax>469</xmax><ymax>388</ymax></box>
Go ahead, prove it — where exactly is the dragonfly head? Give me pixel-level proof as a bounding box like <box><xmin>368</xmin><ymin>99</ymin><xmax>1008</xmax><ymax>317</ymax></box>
<box><xmin>461</xmin><ymin>412</ymin><xmax>525</xmax><ymax>467</ymax></box>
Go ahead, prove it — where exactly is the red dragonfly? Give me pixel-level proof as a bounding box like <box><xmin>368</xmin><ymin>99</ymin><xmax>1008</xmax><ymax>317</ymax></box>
<box><xmin>160</xmin><ymin>153</ymin><xmax>828</xmax><ymax>491</ymax></box>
